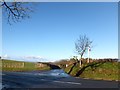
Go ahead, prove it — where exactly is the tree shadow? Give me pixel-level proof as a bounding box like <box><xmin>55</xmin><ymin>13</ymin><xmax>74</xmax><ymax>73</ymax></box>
<box><xmin>75</xmin><ymin>61</ymin><xmax>106</xmax><ymax>77</ymax></box>
<box><xmin>68</xmin><ymin>63</ymin><xmax>77</xmax><ymax>74</ymax></box>
<box><xmin>47</xmin><ymin>64</ymin><xmax>61</xmax><ymax>69</ymax></box>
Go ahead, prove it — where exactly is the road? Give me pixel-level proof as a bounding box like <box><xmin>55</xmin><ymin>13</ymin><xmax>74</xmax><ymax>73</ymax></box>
<box><xmin>2</xmin><ymin>69</ymin><xmax>118</xmax><ymax>89</ymax></box>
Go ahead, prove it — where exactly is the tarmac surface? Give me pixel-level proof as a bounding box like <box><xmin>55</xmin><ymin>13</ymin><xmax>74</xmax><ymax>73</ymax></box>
<box><xmin>1</xmin><ymin>69</ymin><xmax>119</xmax><ymax>89</ymax></box>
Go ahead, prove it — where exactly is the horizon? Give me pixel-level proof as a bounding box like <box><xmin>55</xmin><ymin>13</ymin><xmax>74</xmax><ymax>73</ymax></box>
<box><xmin>2</xmin><ymin>2</ymin><xmax>118</xmax><ymax>62</ymax></box>
<box><xmin>1</xmin><ymin>57</ymin><xmax>119</xmax><ymax>63</ymax></box>
<box><xmin>1</xmin><ymin>56</ymin><xmax>118</xmax><ymax>63</ymax></box>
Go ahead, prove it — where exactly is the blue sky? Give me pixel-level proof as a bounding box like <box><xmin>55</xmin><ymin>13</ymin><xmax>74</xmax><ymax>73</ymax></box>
<box><xmin>2</xmin><ymin>2</ymin><xmax>118</xmax><ymax>62</ymax></box>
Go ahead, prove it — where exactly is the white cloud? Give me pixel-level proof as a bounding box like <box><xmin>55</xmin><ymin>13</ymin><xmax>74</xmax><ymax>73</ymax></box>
<box><xmin>22</xmin><ymin>55</ymin><xmax>49</xmax><ymax>62</ymax></box>
<box><xmin>2</xmin><ymin>54</ymin><xmax>10</xmax><ymax>59</ymax></box>
<box><xmin>23</xmin><ymin>56</ymin><xmax>42</xmax><ymax>59</ymax></box>
<box><xmin>1</xmin><ymin>55</ymin><xmax>53</xmax><ymax>62</ymax></box>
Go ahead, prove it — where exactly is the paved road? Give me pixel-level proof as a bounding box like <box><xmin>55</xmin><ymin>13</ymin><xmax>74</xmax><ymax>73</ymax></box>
<box><xmin>2</xmin><ymin>69</ymin><xmax>118</xmax><ymax>89</ymax></box>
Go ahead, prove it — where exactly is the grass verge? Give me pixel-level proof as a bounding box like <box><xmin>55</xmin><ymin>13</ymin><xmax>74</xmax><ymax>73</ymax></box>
<box><xmin>64</xmin><ymin>61</ymin><xmax>119</xmax><ymax>81</ymax></box>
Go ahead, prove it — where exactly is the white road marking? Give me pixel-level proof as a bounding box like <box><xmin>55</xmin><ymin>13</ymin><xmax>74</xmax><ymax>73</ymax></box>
<box><xmin>0</xmin><ymin>73</ymin><xmax>5</xmax><ymax>75</ymax></box>
<box><xmin>41</xmin><ymin>79</ymin><xmax>45</xmax><ymax>81</ymax></box>
<box><xmin>53</xmin><ymin>81</ymin><xmax>81</xmax><ymax>85</ymax></box>
<box><xmin>40</xmin><ymin>79</ymin><xmax>81</xmax><ymax>85</ymax></box>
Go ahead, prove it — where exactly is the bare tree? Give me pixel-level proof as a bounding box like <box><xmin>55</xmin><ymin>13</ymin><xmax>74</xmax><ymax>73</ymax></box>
<box><xmin>75</xmin><ymin>35</ymin><xmax>92</xmax><ymax>67</ymax></box>
<box><xmin>1</xmin><ymin>1</ymin><xmax>33</xmax><ymax>24</ymax></box>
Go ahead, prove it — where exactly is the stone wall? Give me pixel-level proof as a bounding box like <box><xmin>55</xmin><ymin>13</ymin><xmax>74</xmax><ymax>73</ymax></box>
<box><xmin>35</xmin><ymin>63</ymin><xmax>47</xmax><ymax>68</ymax></box>
<box><xmin>2</xmin><ymin>62</ymin><xmax>24</xmax><ymax>68</ymax></box>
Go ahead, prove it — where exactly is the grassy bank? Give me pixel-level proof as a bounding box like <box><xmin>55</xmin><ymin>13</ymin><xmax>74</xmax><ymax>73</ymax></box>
<box><xmin>64</xmin><ymin>61</ymin><xmax>119</xmax><ymax>81</ymax></box>
<box><xmin>1</xmin><ymin>59</ymin><xmax>51</xmax><ymax>71</ymax></box>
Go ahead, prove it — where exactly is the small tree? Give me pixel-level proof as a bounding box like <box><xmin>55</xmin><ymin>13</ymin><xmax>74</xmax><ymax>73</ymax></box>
<box><xmin>75</xmin><ymin>35</ymin><xmax>92</xmax><ymax>67</ymax></box>
<box><xmin>73</xmin><ymin>56</ymin><xmax>79</xmax><ymax>62</ymax></box>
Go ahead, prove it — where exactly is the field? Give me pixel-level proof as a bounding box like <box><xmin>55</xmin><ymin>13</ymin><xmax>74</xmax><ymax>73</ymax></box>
<box><xmin>1</xmin><ymin>59</ymin><xmax>51</xmax><ymax>71</ymax></box>
<box><xmin>1</xmin><ymin>59</ymin><xmax>119</xmax><ymax>81</ymax></box>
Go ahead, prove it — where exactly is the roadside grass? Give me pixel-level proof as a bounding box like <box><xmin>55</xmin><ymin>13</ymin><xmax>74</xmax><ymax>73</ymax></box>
<box><xmin>64</xmin><ymin>61</ymin><xmax>119</xmax><ymax>81</ymax></box>
<box><xmin>1</xmin><ymin>59</ymin><xmax>51</xmax><ymax>71</ymax></box>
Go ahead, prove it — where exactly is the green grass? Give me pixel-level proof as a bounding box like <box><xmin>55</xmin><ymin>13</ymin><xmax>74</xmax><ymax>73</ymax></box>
<box><xmin>1</xmin><ymin>59</ymin><xmax>51</xmax><ymax>71</ymax></box>
<box><xmin>64</xmin><ymin>61</ymin><xmax>120</xmax><ymax>81</ymax></box>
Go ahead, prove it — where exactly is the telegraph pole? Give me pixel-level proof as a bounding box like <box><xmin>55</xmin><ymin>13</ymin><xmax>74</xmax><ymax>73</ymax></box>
<box><xmin>87</xmin><ymin>46</ymin><xmax>90</xmax><ymax>63</ymax></box>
